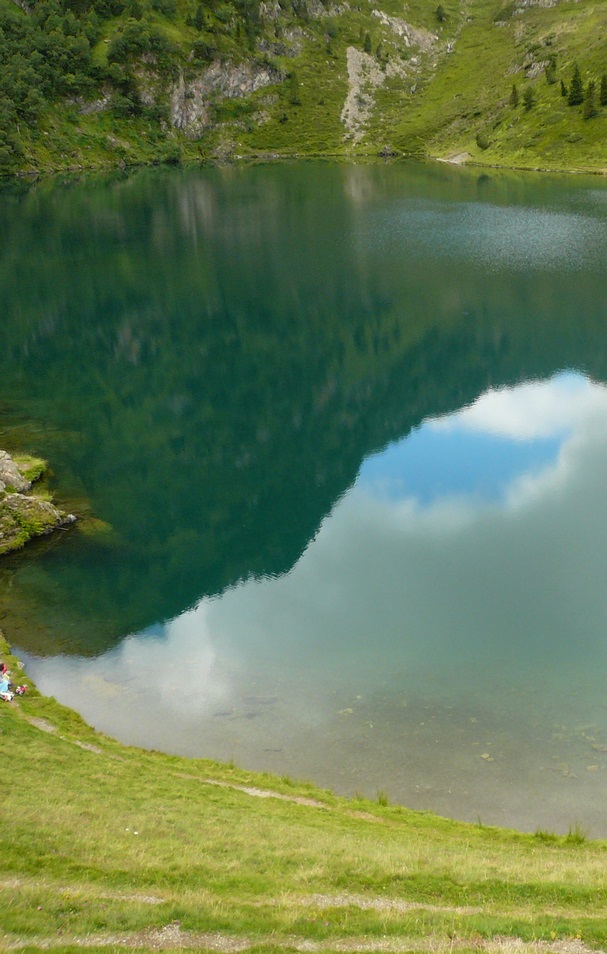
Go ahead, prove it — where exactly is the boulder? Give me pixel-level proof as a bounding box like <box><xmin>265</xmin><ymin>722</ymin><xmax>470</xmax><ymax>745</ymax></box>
<box><xmin>0</xmin><ymin>451</ymin><xmax>31</xmax><ymax>494</ymax></box>
<box><xmin>0</xmin><ymin>451</ymin><xmax>76</xmax><ymax>556</ymax></box>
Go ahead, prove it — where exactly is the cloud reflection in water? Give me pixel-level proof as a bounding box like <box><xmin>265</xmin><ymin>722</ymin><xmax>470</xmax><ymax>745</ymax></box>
<box><xmin>22</xmin><ymin>372</ymin><xmax>607</xmax><ymax>832</ymax></box>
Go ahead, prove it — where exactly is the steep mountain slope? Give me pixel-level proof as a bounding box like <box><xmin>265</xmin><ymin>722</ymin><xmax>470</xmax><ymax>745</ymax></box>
<box><xmin>1</xmin><ymin>0</ymin><xmax>606</xmax><ymax>174</ymax></box>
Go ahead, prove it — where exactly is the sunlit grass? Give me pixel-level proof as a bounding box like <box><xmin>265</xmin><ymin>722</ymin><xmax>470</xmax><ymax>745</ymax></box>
<box><xmin>2</xmin><ymin>632</ymin><xmax>607</xmax><ymax>950</ymax></box>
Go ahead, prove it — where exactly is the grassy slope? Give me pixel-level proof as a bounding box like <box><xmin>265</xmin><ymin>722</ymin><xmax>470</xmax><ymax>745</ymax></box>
<box><xmin>6</xmin><ymin>0</ymin><xmax>607</xmax><ymax>174</ymax></box>
<box><xmin>415</xmin><ymin>0</ymin><xmax>607</xmax><ymax>171</ymax></box>
<box><xmin>2</xmin><ymin>634</ymin><xmax>607</xmax><ymax>953</ymax></box>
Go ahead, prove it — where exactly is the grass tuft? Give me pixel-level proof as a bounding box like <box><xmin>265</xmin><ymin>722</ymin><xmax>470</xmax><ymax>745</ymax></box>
<box><xmin>565</xmin><ymin>824</ymin><xmax>588</xmax><ymax>846</ymax></box>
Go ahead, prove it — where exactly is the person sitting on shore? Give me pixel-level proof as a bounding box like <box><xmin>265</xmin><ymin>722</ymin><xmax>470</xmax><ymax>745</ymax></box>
<box><xmin>1</xmin><ymin>661</ymin><xmax>14</xmax><ymax>697</ymax></box>
<box><xmin>0</xmin><ymin>666</ymin><xmax>13</xmax><ymax>702</ymax></box>
<box><xmin>0</xmin><ymin>662</ymin><xmax>27</xmax><ymax>699</ymax></box>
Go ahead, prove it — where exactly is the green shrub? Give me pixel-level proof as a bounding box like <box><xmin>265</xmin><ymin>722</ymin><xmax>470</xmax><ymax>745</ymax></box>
<box><xmin>493</xmin><ymin>2</ymin><xmax>516</xmax><ymax>22</ymax></box>
<box><xmin>111</xmin><ymin>92</ymin><xmax>140</xmax><ymax>117</ymax></box>
<box><xmin>192</xmin><ymin>38</ymin><xmax>216</xmax><ymax>61</ymax></box>
<box><xmin>151</xmin><ymin>0</ymin><xmax>176</xmax><ymax>16</ymax></box>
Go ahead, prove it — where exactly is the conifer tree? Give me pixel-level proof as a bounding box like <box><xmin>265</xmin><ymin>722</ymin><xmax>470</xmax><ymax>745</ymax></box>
<box><xmin>560</xmin><ymin>78</ymin><xmax>568</xmax><ymax>98</ymax></box>
<box><xmin>509</xmin><ymin>83</ymin><xmax>519</xmax><ymax>107</ymax></box>
<box><xmin>523</xmin><ymin>86</ymin><xmax>534</xmax><ymax>111</ymax></box>
<box><xmin>568</xmin><ymin>64</ymin><xmax>584</xmax><ymax>105</ymax></box>
<box><xmin>436</xmin><ymin>4</ymin><xmax>446</xmax><ymax>22</ymax></box>
<box><xmin>288</xmin><ymin>72</ymin><xmax>301</xmax><ymax>106</ymax></box>
<box><xmin>600</xmin><ymin>74</ymin><xmax>607</xmax><ymax>107</ymax></box>
<box><xmin>363</xmin><ymin>31</ymin><xmax>372</xmax><ymax>54</ymax></box>
<box><xmin>193</xmin><ymin>2</ymin><xmax>204</xmax><ymax>30</ymax></box>
<box><xmin>545</xmin><ymin>60</ymin><xmax>557</xmax><ymax>85</ymax></box>
<box><xmin>583</xmin><ymin>79</ymin><xmax>598</xmax><ymax>119</ymax></box>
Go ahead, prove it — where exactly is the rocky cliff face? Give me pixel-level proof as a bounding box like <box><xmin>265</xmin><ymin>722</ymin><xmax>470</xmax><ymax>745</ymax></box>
<box><xmin>171</xmin><ymin>61</ymin><xmax>284</xmax><ymax>137</ymax></box>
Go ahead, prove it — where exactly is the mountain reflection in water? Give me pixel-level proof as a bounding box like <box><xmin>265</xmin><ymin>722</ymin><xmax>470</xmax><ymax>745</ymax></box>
<box><xmin>3</xmin><ymin>163</ymin><xmax>607</xmax><ymax>834</ymax></box>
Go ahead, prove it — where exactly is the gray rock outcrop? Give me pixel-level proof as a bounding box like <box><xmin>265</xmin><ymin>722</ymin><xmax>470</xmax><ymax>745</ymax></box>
<box><xmin>0</xmin><ymin>450</ymin><xmax>32</xmax><ymax>494</ymax></box>
<box><xmin>171</xmin><ymin>61</ymin><xmax>284</xmax><ymax>137</ymax></box>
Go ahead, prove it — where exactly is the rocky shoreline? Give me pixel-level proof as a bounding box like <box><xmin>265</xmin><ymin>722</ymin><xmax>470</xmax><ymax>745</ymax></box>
<box><xmin>0</xmin><ymin>450</ymin><xmax>76</xmax><ymax>556</ymax></box>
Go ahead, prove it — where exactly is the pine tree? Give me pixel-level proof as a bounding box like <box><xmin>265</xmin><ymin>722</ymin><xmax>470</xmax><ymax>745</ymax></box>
<box><xmin>583</xmin><ymin>80</ymin><xmax>598</xmax><ymax>119</ymax></box>
<box><xmin>560</xmin><ymin>79</ymin><xmax>568</xmax><ymax>98</ymax></box>
<box><xmin>600</xmin><ymin>74</ymin><xmax>607</xmax><ymax>107</ymax></box>
<box><xmin>545</xmin><ymin>60</ymin><xmax>557</xmax><ymax>85</ymax></box>
<box><xmin>568</xmin><ymin>64</ymin><xmax>584</xmax><ymax>106</ymax></box>
<box><xmin>288</xmin><ymin>72</ymin><xmax>301</xmax><ymax>106</ymax></box>
<box><xmin>436</xmin><ymin>4</ymin><xmax>446</xmax><ymax>22</ymax></box>
<box><xmin>193</xmin><ymin>2</ymin><xmax>204</xmax><ymax>30</ymax></box>
<box><xmin>509</xmin><ymin>83</ymin><xmax>519</xmax><ymax>107</ymax></box>
<box><xmin>363</xmin><ymin>31</ymin><xmax>372</xmax><ymax>54</ymax></box>
<box><xmin>523</xmin><ymin>86</ymin><xmax>534</xmax><ymax>111</ymax></box>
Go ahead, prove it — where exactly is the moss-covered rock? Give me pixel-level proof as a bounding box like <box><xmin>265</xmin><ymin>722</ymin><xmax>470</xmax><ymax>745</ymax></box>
<box><xmin>0</xmin><ymin>451</ymin><xmax>76</xmax><ymax>556</ymax></box>
<box><xmin>0</xmin><ymin>450</ymin><xmax>31</xmax><ymax>494</ymax></box>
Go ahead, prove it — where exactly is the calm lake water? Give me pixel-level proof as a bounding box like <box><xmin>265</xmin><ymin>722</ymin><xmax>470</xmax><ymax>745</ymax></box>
<box><xmin>3</xmin><ymin>161</ymin><xmax>607</xmax><ymax>835</ymax></box>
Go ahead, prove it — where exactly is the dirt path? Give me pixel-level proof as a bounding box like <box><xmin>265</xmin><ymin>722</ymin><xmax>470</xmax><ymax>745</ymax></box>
<box><xmin>1</xmin><ymin>876</ymin><xmax>603</xmax><ymax>952</ymax></box>
<box><xmin>2</xmin><ymin>927</ymin><xmax>600</xmax><ymax>952</ymax></box>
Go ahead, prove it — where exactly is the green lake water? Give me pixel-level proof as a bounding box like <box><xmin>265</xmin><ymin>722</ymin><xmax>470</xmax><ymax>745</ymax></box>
<box><xmin>3</xmin><ymin>160</ymin><xmax>607</xmax><ymax>834</ymax></box>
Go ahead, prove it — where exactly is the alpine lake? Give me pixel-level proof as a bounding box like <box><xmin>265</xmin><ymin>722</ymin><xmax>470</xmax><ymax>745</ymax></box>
<box><xmin>3</xmin><ymin>159</ymin><xmax>607</xmax><ymax>837</ymax></box>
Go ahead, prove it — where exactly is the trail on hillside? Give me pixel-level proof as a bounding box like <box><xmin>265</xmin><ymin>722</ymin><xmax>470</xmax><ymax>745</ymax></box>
<box><xmin>2</xmin><ymin>925</ymin><xmax>599</xmax><ymax>953</ymax></box>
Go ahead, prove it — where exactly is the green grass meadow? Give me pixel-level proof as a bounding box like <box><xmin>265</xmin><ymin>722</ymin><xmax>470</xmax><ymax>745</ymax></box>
<box><xmin>3</xmin><ymin>635</ymin><xmax>607</xmax><ymax>952</ymax></box>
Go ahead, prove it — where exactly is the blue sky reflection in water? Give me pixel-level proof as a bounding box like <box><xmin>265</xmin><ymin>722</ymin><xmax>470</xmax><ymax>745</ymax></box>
<box><xmin>24</xmin><ymin>371</ymin><xmax>607</xmax><ymax>835</ymax></box>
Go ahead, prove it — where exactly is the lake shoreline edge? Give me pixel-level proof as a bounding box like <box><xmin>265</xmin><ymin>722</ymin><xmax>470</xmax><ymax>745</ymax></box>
<box><xmin>4</xmin><ymin>148</ymin><xmax>607</xmax><ymax>188</ymax></box>
<box><xmin>3</xmin><ymin>628</ymin><xmax>607</xmax><ymax>951</ymax></box>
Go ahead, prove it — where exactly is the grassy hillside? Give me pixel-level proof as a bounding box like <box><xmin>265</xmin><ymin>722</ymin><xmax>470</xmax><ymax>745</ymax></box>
<box><xmin>2</xmin><ymin>632</ymin><xmax>607</xmax><ymax>953</ymax></box>
<box><xmin>2</xmin><ymin>0</ymin><xmax>607</xmax><ymax>175</ymax></box>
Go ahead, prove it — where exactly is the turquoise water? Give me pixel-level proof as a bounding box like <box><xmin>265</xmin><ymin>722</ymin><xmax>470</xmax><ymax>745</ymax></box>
<box><xmin>3</xmin><ymin>161</ymin><xmax>607</xmax><ymax>833</ymax></box>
